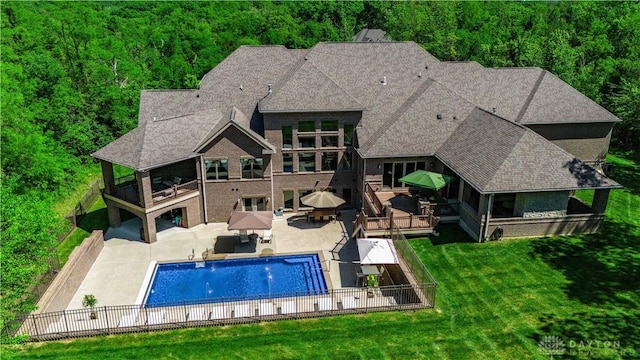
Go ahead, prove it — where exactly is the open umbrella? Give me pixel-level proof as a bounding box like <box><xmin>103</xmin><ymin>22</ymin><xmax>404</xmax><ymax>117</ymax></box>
<box><xmin>356</xmin><ymin>238</ymin><xmax>399</xmax><ymax>264</ymax></box>
<box><xmin>227</xmin><ymin>211</ymin><xmax>273</xmax><ymax>231</ymax></box>
<box><xmin>398</xmin><ymin>170</ymin><xmax>454</xmax><ymax>191</ymax></box>
<box><xmin>300</xmin><ymin>191</ymin><xmax>345</xmax><ymax>208</ymax></box>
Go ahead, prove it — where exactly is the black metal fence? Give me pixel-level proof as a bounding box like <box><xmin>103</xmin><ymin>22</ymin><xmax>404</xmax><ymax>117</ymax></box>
<box><xmin>16</xmin><ymin>284</ymin><xmax>434</xmax><ymax>341</ymax></box>
<box><xmin>389</xmin><ymin>223</ymin><xmax>438</xmax><ymax>300</ymax></box>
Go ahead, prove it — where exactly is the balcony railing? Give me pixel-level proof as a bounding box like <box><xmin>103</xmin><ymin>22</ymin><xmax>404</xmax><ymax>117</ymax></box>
<box><xmin>151</xmin><ymin>180</ymin><xmax>199</xmax><ymax>205</ymax></box>
<box><xmin>353</xmin><ymin>211</ymin><xmax>438</xmax><ymax>238</ymax></box>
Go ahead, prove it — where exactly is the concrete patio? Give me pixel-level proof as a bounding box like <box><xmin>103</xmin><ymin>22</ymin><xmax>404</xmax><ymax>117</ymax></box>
<box><xmin>67</xmin><ymin>210</ymin><xmax>359</xmax><ymax>310</ymax></box>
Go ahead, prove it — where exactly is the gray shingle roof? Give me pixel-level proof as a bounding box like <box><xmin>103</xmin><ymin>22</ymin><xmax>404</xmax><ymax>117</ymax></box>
<box><xmin>518</xmin><ymin>71</ymin><xmax>619</xmax><ymax>124</ymax></box>
<box><xmin>94</xmin><ymin>41</ymin><xmax>620</xmax><ymax>192</ymax></box>
<box><xmin>436</xmin><ymin>108</ymin><xmax>620</xmax><ymax>193</ymax></box>
<box><xmin>259</xmin><ymin>61</ymin><xmax>365</xmax><ymax>112</ymax></box>
<box><xmin>92</xmin><ymin>109</ymin><xmax>223</xmax><ymax>171</ymax></box>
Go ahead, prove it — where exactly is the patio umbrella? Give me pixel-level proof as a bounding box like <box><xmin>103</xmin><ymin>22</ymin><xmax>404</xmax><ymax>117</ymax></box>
<box><xmin>300</xmin><ymin>190</ymin><xmax>345</xmax><ymax>208</ymax></box>
<box><xmin>227</xmin><ymin>211</ymin><xmax>273</xmax><ymax>231</ymax></box>
<box><xmin>357</xmin><ymin>238</ymin><xmax>399</xmax><ymax>264</ymax></box>
<box><xmin>398</xmin><ymin>170</ymin><xmax>455</xmax><ymax>191</ymax></box>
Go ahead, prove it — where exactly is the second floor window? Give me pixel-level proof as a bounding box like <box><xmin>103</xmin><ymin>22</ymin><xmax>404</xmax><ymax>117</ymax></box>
<box><xmin>299</xmin><ymin>153</ymin><xmax>315</xmax><ymax>172</ymax></box>
<box><xmin>241</xmin><ymin>158</ymin><xmax>263</xmax><ymax>179</ymax></box>
<box><xmin>344</xmin><ymin>124</ymin><xmax>354</xmax><ymax>146</ymax></box>
<box><xmin>282</xmin><ymin>126</ymin><xmax>292</xmax><ymax>149</ymax></box>
<box><xmin>321</xmin><ymin>152</ymin><xmax>338</xmax><ymax>171</ymax></box>
<box><xmin>282</xmin><ymin>153</ymin><xmax>293</xmax><ymax>173</ymax></box>
<box><xmin>205</xmin><ymin>159</ymin><xmax>228</xmax><ymax>180</ymax></box>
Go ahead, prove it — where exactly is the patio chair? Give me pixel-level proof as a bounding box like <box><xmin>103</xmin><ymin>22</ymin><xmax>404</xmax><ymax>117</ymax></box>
<box><xmin>117</xmin><ymin>315</ymin><xmax>136</xmax><ymax>328</ymax></box>
<box><xmin>187</xmin><ymin>307</ymin><xmax>206</xmax><ymax>321</ymax></box>
<box><xmin>146</xmin><ymin>310</ymin><xmax>165</xmax><ymax>325</ymax></box>
<box><xmin>259</xmin><ymin>302</ymin><xmax>275</xmax><ymax>316</ymax></box>
<box><xmin>341</xmin><ymin>296</ymin><xmax>357</xmax><ymax>310</ymax></box>
<box><xmin>280</xmin><ymin>301</ymin><xmax>296</xmax><ymax>315</ymax></box>
<box><xmin>209</xmin><ymin>306</ymin><xmax>227</xmax><ymax>320</ymax></box>
<box><xmin>316</xmin><ymin>297</ymin><xmax>335</xmax><ymax>311</ymax></box>
<box><xmin>261</xmin><ymin>229</ymin><xmax>273</xmax><ymax>244</ymax></box>
<box><xmin>233</xmin><ymin>304</ymin><xmax>251</xmax><ymax>318</ymax></box>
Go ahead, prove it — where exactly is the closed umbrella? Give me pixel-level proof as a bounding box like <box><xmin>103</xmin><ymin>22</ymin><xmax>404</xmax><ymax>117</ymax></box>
<box><xmin>398</xmin><ymin>170</ymin><xmax>454</xmax><ymax>191</ymax></box>
<box><xmin>300</xmin><ymin>191</ymin><xmax>345</xmax><ymax>208</ymax></box>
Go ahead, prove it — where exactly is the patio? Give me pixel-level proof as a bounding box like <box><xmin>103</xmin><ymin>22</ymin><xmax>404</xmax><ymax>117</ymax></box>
<box><xmin>67</xmin><ymin>210</ymin><xmax>360</xmax><ymax>310</ymax></box>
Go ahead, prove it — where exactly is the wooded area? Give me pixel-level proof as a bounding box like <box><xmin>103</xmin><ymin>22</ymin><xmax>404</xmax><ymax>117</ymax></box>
<box><xmin>1</xmin><ymin>1</ymin><xmax>638</xmax><ymax>332</ymax></box>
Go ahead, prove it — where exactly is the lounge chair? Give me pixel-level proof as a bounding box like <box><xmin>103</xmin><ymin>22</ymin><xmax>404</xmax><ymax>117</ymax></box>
<box><xmin>261</xmin><ymin>229</ymin><xmax>273</xmax><ymax>244</ymax></box>
<box><xmin>317</xmin><ymin>297</ymin><xmax>335</xmax><ymax>311</ymax></box>
<box><xmin>117</xmin><ymin>313</ymin><xmax>137</xmax><ymax>328</ymax></box>
<box><xmin>146</xmin><ymin>310</ymin><xmax>165</xmax><ymax>325</ymax></box>
<box><xmin>209</xmin><ymin>306</ymin><xmax>227</xmax><ymax>320</ymax></box>
<box><xmin>280</xmin><ymin>301</ymin><xmax>296</xmax><ymax>315</ymax></box>
<box><xmin>233</xmin><ymin>304</ymin><xmax>251</xmax><ymax>318</ymax></box>
<box><xmin>259</xmin><ymin>302</ymin><xmax>275</xmax><ymax>316</ymax></box>
<box><xmin>187</xmin><ymin>307</ymin><xmax>206</xmax><ymax>321</ymax></box>
<box><xmin>341</xmin><ymin>296</ymin><xmax>357</xmax><ymax>310</ymax></box>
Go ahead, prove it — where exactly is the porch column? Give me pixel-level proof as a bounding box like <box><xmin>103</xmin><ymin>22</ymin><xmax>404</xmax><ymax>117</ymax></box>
<box><xmin>138</xmin><ymin>171</ymin><xmax>154</xmax><ymax>208</ymax></box>
<box><xmin>106</xmin><ymin>202</ymin><xmax>121</xmax><ymax>228</ymax></box>
<box><xmin>142</xmin><ymin>213</ymin><xmax>157</xmax><ymax>244</ymax></box>
<box><xmin>592</xmin><ymin>189</ymin><xmax>611</xmax><ymax>214</ymax></box>
<box><xmin>101</xmin><ymin>160</ymin><xmax>116</xmax><ymax>195</ymax></box>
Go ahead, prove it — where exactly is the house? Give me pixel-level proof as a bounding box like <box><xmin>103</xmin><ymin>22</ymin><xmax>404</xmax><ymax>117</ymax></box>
<box><xmin>92</xmin><ymin>41</ymin><xmax>621</xmax><ymax>243</ymax></box>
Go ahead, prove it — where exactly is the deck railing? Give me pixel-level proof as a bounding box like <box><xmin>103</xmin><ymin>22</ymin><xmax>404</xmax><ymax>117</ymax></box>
<box><xmin>13</xmin><ymin>283</ymin><xmax>435</xmax><ymax>342</ymax></box>
<box><xmin>151</xmin><ymin>180</ymin><xmax>199</xmax><ymax>205</ymax></box>
<box><xmin>353</xmin><ymin>211</ymin><xmax>438</xmax><ymax>237</ymax></box>
<box><xmin>364</xmin><ymin>183</ymin><xmax>385</xmax><ymax>215</ymax></box>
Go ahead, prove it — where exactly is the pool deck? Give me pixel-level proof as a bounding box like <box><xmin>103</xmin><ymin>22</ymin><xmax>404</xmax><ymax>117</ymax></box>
<box><xmin>67</xmin><ymin>210</ymin><xmax>359</xmax><ymax>310</ymax></box>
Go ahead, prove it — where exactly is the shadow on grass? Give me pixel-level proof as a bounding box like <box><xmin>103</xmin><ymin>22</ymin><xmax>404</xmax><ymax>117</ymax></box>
<box><xmin>531</xmin><ymin>221</ymin><xmax>639</xmax><ymax>309</ymax></box>
<box><xmin>424</xmin><ymin>224</ymin><xmax>476</xmax><ymax>246</ymax></box>
<box><xmin>531</xmin><ymin>220</ymin><xmax>640</xmax><ymax>356</ymax></box>
<box><xmin>608</xmin><ymin>152</ymin><xmax>640</xmax><ymax>196</ymax></box>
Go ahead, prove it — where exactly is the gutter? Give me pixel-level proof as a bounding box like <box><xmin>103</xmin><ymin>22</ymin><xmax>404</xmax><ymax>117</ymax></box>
<box><xmin>482</xmin><ymin>194</ymin><xmax>494</xmax><ymax>242</ymax></box>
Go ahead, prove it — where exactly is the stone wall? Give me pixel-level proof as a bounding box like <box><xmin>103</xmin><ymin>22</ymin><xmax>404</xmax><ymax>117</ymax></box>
<box><xmin>35</xmin><ymin>231</ymin><xmax>104</xmax><ymax>314</ymax></box>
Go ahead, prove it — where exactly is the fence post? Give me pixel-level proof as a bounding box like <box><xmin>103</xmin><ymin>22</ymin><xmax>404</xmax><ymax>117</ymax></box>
<box><xmin>104</xmin><ymin>307</ymin><xmax>110</xmax><ymax>332</ymax></box>
<box><xmin>63</xmin><ymin>310</ymin><xmax>70</xmax><ymax>337</ymax></box>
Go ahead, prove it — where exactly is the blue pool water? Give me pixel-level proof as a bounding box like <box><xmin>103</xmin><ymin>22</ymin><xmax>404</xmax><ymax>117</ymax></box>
<box><xmin>144</xmin><ymin>254</ymin><xmax>328</xmax><ymax>307</ymax></box>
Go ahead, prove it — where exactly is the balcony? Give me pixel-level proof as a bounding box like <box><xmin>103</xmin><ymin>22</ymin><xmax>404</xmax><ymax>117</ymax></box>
<box><xmin>109</xmin><ymin>175</ymin><xmax>199</xmax><ymax>208</ymax></box>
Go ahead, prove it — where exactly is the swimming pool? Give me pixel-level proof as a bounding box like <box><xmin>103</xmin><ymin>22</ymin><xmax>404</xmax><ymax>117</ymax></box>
<box><xmin>144</xmin><ymin>254</ymin><xmax>328</xmax><ymax>307</ymax></box>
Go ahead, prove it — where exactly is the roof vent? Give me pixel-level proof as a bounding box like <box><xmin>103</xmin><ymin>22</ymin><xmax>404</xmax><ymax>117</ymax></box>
<box><xmin>418</xmin><ymin>71</ymin><xmax>422</xmax><ymax>79</ymax></box>
<box><xmin>437</xmin><ymin>114</ymin><xmax>443</xmax><ymax>120</ymax></box>
<box><xmin>267</xmin><ymin>84</ymin><xmax>272</xmax><ymax>94</ymax></box>
<box><xmin>453</xmin><ymin>116</ymin><xmax>458</xmax><ymax>120</ymax></box>
<box><xmin>196</xmin><ymin>93</ymin><xmax>200</xmax><ymax>98</ymax></box>
<box><xmin>239</xmin><ymin>84</ymin><xmax>243</xmax><ymax>91</ymax></box>
<box><xmin>153</xmin><ymin>116</ymin><xmax>156</xmax><ymax>121</ymax></box>
<box><xmin>425</xmin><ymin>65</ymin><xmax>429</xmax><ymax>69</ymax></box>
<box><xmin>381</xmin><ymin>76</ymin><xmax>387</xmax><ymax>85</ymax></box>
<box><xmin>492</xmin><ymin>107</ymin><xmax>497</xmax><ymax>113</ymax></box>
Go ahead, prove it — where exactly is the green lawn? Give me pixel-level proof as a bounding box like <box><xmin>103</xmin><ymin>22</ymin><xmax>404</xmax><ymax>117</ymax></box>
<box><xmin>5</xmin><ymin>153</ymin><xmax>638</xmax><ymax>359</ymax></box>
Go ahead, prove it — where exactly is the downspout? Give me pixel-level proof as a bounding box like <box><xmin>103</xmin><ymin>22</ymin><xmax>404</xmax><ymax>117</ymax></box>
<box><xmin>361</xmin><ymin>158</ymin><xmax>367</xmax><ymax>210</ymax></box>
<box><xmin>200</xmin><ymin>155</ymin><xmax>208</xmax><ymax>223</ymax></box>
<box><xmin>270</xmin><ymin>156</ymin><xmax>275</xmax><ymax>213</ymax></box>
<box><xmin>482</xmin><ymin>194</ymin><xmax>494</xmax><ymax>242</ymax></box>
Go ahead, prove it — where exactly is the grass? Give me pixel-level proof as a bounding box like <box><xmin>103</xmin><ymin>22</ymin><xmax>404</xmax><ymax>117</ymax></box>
<box><xmin>5</xmin><ymin>152</ymin><xmax>638</xmax><ymax>359</ymax></box>
<box><xmin>56</xmin><ymin>197</ymin><xmax>110</xmax><ymax>266</ymax></box>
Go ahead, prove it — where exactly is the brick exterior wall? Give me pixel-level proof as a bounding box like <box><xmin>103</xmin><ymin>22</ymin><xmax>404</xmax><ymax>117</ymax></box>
<box><xmin>526</xmin><ymin>123</ymin><xmax>613</xmax><ymax>163</ymax></box>
<box><xmin>262</xmin><ymin>112</ymin><xmax>361</xmax><ymax>212</ymax></box>
<box><xmin>201</xmin><ymin>125</ymin><xmax>274</xmax><ymax>222</ymax></box>
<box><xmin>35</xmin><ymin>231</ymin><xmax>104</xmax><ymax>314</ymax></box>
